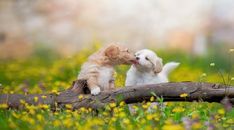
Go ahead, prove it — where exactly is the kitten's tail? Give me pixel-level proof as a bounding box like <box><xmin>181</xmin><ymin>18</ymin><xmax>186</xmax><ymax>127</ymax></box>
<box><xmin>161</xmin><ymin>62</ymin><xmax>180</xmax><ymax>76</ymax></box>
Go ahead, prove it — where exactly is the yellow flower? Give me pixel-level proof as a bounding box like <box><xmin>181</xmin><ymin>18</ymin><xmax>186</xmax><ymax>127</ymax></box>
<box><xmin>192</xmin><ymin>113</ymin><xmax>199</xmax><ymax>119</ymax></box>
<box><xmin>63</xmin><ymin>119</ymin><xmax>72</xmax><ymax>128</ymax></box>
<box><xmin>79</xmin><ymin>107</ymin><xmax>86</xmax><ymax>112</ymax></box>
<box><xmin>109</xmin><ymin>102</ymin><xmax>116</xmax><ymax>108</ymax></box>
<box><xmin>111</xmin><ymin>117</ymin><xmax>117</xmax><ymax>122</ymax></box>
<box><xmin>218</xmin><ymin>109</ymin><xmax>225</xmax><ymax>115</ymax></box>
<box><xmin>41</xmin><ymin>95</ymin><xmax>47</xmax><ymax>99</ymax></box>
<box><xmin>52</xmin><ymin>90</ymin><xmax>60</xmax><ymax>95</ymax></box>
<box><xmin>119</xmin><ymin>101</ymin><xmax>125</xmax><ymax>107</ymax></box>
<box><xmin>162</xmin><ymin>124</ymin><xmax>184</xmax><ymax>130</ymax></box>
<box><xmin>54</xmin><ymin>112</ymin><xmax>59</xmax><ymax>116</ymax></box>
<box><xmin>123</xmin><ymin>119</ymin><xmax>130</xmax><ymax>125</ymax></box>
<box><xmin>210</xmin><ymin>63</ymin><xmax>215</xmax><ymax>67</ymax></box>
<box><xmin>36</xmin><ymin>114</ymin><xmax>44</xmax><ymax>122</ymax></box>
<box><xmin>34</xmin><ymin>97</ymin><xmax>38</xmax><ymax>102</ymax></box>
<box><xmin>119</xmin><ymin>112</ymin><xmax>126</xmax><ymax>118</ymax></box>
<box><xmin>78</xmin><ymin>95</ymin><xmax>83</xmax><ymax>100</ymax></box>
<box><xmin>40</xmin><ymin>104</ymin><xmax>49</xmax><ymax>109</ymax></box>
<box><xmin>88</xmin><ymin>108</ymin><xmax>92</xmax><ymax>112</ymax></box>
<box><xmin>10</xmin><ymin>91</ymin><xmax>14</xmax><ymax>94</ymax></box>
<box><xmin>65</xmin><ymin>104</ymin><xmax>72</xmax><ymax>109</ymax></box>
<box><xmin>142</xmin><ymin>104</ymin><xmax>148</xmax><ymax>109</ymax></box>
<box><xmin>150</xmin><ymin>96</ymin><xmax>155</xmax><ymax>102</ymax></box>
<box><xmin>53</xmin><ymin>120</ymin><xmax>60</xmax><ymax>127</ymax></box>
<box><xmin>146</xmin><ymin>114</ymin><xmax>153</xmax><ymax>120</ymax></box>
<box><xmin>29</xmin><ymin>109</ymin><xmax>35</xmax><ymax>115</ymax></box>
<box><xmin>180</xmin><ymin>93</ymin><xmax>188</xmax><ymax>98</ymax></box>
<box><xmin>172</xmin><ymin>107</ymin><xmax>185</xmax><ymax>113</ymax></box>
<box><xmin>0</xmin><ymin>104</ymin><xmax>8</xmax><ymax>109</ymax></box>
<box><xmin>20</xmin><ymin>99</ymin><xmax>26</xmax><ymax>104</ymax></box>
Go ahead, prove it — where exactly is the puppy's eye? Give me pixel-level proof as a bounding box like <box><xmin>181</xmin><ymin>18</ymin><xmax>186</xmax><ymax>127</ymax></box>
<box><xmin>145</xmin><ymin>57</ymin><xmax>149</xmax><ymax>60</ymax></box>
<box><xmin>126</xmin><ymin>49</ymin><xmax>129</xmax><ymax>52</ymax></box>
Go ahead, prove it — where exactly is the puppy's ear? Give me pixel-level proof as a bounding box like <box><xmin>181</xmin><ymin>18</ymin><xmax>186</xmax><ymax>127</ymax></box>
<box><xmin>104</xmin><ymin>44</ymin><xmax>120</xmax><ymax>58</ymax></box>
<box><xmin>153</xmin><ymin>57</ymin><xmax>163</xmax><ymax>74</ymax></box>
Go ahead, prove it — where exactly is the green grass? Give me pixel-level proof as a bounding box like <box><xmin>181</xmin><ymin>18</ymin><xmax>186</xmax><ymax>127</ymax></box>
<box><xmin>0</xmin><ymin>45</ymin><xmax>234</xmax><ymax>130</ymax></box>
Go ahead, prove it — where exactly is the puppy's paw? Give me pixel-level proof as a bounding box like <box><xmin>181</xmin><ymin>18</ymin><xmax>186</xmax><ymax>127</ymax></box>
<box><xmin>91</xmin><ymin>87</ymin><xmax>101</xmax><ymax>95</ymax></box>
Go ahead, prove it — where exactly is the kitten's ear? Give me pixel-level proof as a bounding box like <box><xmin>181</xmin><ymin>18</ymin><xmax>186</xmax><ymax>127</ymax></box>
<box><xmin>104</xmin><ymin>44</ymin><xmax>120</xmax><ymax>58</ymax></box>
<box><xmin>153</xmin><ymin>57</ymin><xmax>163</xmax><ymax>74</ymax></box>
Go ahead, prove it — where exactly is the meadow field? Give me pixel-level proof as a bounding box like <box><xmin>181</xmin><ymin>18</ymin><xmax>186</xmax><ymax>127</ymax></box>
<box><xmin>0</xmin><ymin>45</ymin><xmax>233</xmax><ymax>130</ymax></box>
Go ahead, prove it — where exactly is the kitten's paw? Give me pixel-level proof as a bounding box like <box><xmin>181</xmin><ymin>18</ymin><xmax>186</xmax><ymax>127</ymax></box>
<box><xmin>91</xmin><ymin>87</ymin><xmax>101</xmax><ymax>95</ymax></box>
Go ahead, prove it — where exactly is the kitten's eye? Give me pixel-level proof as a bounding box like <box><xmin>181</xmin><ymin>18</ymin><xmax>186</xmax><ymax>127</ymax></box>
<box><xmin>145</xmin><ymin>57</ymin><xmax>149</xmax><ymax>60</ymax></box>
<box><xmin>126</xmin><ymin>49</ymin><xmax>129</xmax><ymax>52</ymax></box>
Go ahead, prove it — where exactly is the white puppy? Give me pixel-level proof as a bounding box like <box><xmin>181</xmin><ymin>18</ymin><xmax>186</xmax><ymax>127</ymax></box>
<box><xmin>125</xmin><ymin>49</ymin><xmax>180</xmax><ymax>113</ymax></box>
<box><xmin>126</xmin><ymin>49</ymin><xmax>180</xmax><ymax>86</ymax></box>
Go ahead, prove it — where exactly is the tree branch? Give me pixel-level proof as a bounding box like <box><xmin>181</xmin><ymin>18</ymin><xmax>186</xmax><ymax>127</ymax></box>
<box><xmin>0</xmin><ymin>80</ymin><xmax>233</xmax><ymax>110</ymax></box>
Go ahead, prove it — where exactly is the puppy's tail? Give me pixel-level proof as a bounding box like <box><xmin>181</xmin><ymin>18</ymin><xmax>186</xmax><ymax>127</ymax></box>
<box><xmin>161</xmin><ymin>62</ymin><xmax>180</xmax><ymax>76</ymax></box>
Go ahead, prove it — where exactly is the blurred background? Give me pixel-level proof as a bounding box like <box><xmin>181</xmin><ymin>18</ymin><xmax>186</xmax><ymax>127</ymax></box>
<box><xmin>0</xmin><ymin>0</ymin><xmax>233</xmax><ymax>93</ymax></box>
<box><xmin>0</xmin><ymin>0</ymin><xmax>233</xmax><ymax>58</ymax></box>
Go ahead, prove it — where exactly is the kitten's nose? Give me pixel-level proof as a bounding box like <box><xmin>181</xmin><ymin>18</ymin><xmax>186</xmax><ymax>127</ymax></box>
<box><xmin>136</xmin><ymin>57</ymin><xmax>140</xmax><ymax>60</ymax></box>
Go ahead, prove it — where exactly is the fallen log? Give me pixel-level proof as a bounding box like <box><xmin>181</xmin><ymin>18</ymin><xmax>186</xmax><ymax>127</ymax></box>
<box><xmin>0</xmin><ymin>81</ymin><xmax>233</xmax><ymax>110</ymax></box>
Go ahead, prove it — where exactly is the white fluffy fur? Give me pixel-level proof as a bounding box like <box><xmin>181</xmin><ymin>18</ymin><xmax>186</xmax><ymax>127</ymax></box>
<box><xmin>125</xmin><ymin>49</ymin><xmax>180</xmax><ymax>113</ymax></box>
<box><xmin>125</xmin><ymin>49</ymin><xmax>180</xmax><ymax>86</ymax></box>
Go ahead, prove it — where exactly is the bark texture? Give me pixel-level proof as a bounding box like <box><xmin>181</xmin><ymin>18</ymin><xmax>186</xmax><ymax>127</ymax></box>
<box><xmin>0</xmin><ymin>80</ymin><xmax>233</xmax><ymax>110</ymax></box>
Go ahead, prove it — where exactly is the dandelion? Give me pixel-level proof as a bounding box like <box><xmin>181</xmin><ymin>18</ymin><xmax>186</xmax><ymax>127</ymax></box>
<box><xmin>172</xmin><ymin>107</ymin><xmax>185</xmax><ymax>113</ymax></box>
<box><xmin>150</xmin><ymin>96</ymin><xmax>155</xmax><ymax>102</ymax></box>
<box><xmin>10</xmin><ymin>91</ymin><xmax>14</xmax><ymax>94</ymax></box>
<box><xmin>119</xmin><ymin>101</ymin><xmax>125</xmax><ymax>107</ymax></box>
<box><xmin>111</xmin><ymin>117</ymin><xmax>117</xmax><ymax>122</ymax></box>
<box><xmin>88</xmin><ymin>108</ymin><xmax>92</xmax><ymax>112</ymax></box>
<box><xmin>40</xmin><ymin>104</ymin><xmax>49</xmax><ymax>109</ymax></box>
<box><xmin>162</xmin><ymin>124</ymin><xmax>184</xmax><ymax>130</ymax></box>
<box><xmin>142</xmin><ymin>104</ymin><xmax>148</xmax><ymax>109</ymax></box>
<box><xmin>29</xmin><ymin>109</ymin><xmax>35</xmax><ymax>115</ymax></box>
<box><xmin>146</xmin><ymin>114</ymin><xmax>153</xmax><ymax>120</ymax></box>
<box><xmin>20</xmin><ymin>99</ymin><xmax>26</xmax><ymax>104</ymax></box>
<box><xmin>66</xmin><ymin>110</ymin><xmax>72</xmax><ymax>113</ymax></box>
<box><xmin>65</xmin><ymin>104</ymin><xmax>72</xmax><ymax>109</ymax></box>
<box><xmin>53</xmin><ymin>120</ymin><xmax>60</xmax><ymax>127</ymax></box>
<box><xmin>109</xmin><ymin>102</ymin><xmax>116</xmax><ymax>108</ymax></box>
<box><xmin>192</xmin><ymin>113</ymin><xmax>199</xmax><ymax>119</ymax></box>
<box><xmin>0</xmin><ymin>104</ymin><xmax>8</xmax><ymax>109</ymax></box>
<box><xmin>36</xmin><ymin>114</ymin><xmax>44</xmax><ymax>122</ymax></box>
<box><xmin>218</xmin><ymin>109</ymin><xmax>225</xmax><ymax>115</ymax></box>
<box><xmin>78</xmin><ymin>95</ymin><xmax>83</xmax><ymax>100</ymax></box>
<box><xmin>231</xmin><ymin>77</ymin><xmax>234</xmax><ymax>81</ymax></box>
<box><xmin>180</xmin><ymin>93</ymin><xmax>188</xmax><ymax>98</ymax></box>
<box><xmin>123</xmin><ymin>119</ymin><xmax>130</xmax><ymax>125</ymax></box>
<box><xmin>210</xmin><ymin>63</ymin><xmax>215</xmax><ymax>67</ymax></box>
<box><xmin>54</xmin><ymin>112</ymin><xmax>59</xmax><ymax>116</ymax></box>
<box><xmin>80</xmin><ymin>107</ymin><xmax>86</xmax><ymax>112</ymax></box>
<box><xmin>34</xmin><ymin>97</ymin><xmax>38</xmax><ymax>102</ymax></box>
<box><xmin>41</xmin><ymin>95</ymin><xmax>47</xmax><ymax>99</ymax></box>
<box><xmin>52</xmin><ymin>90</ymin><xmax>60</xmax><ymax>95</ymax></box>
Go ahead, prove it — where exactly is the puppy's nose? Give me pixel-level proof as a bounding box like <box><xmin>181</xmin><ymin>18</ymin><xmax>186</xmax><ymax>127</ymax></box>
<box><xmin>136</xmin><ymin>57</ymin><xmax>140</xmax><ymax>60</ymax></box>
